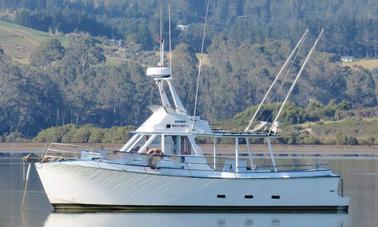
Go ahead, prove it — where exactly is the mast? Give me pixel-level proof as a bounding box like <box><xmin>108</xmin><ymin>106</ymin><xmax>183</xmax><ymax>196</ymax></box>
<box><xmin>145</xmin><ymin>2</ymin><xmax>188</xmax><ymax>114</ymax></box>
<box><xmin>269</xmin><ymin>29</ymin><xmax>324</xmax><ymax>134</ymax></box>
<box><xmin>159</xmin><ymin>3</ymin><xmax>164</xmax><ymax>67</ymax></box>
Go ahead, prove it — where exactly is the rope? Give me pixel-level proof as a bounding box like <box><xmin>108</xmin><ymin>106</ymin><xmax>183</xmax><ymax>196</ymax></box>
<box><xmin>192</xmin><ymin>0</ymin><xmax>210</xmax><ymax>130</ymax></box>
<box><xmin>249</xmin><ymin>34</ymin><xmax>307</xmax><ymax>128</ymax></box>
<box><xmin>269</xmin><ymin>29</ymin><xmax>324</xmax><ymax>133</ymax></box>
<box><xmin>244</xmin><ymin>29</ymin><xmax>309</xmax><ymax>131</ymax></box>
<box><xmin>264</xmin><ymin>38</ymin><xmax>307</xmax><ymax>122</ymax></box>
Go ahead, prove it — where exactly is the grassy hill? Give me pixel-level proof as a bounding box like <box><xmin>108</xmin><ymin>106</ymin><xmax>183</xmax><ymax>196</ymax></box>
<box><xmin>342</xmin><ymin>58</ymin><xmax>378</xmax><ymax>70</ymax></box>
<box><xmin>0</xmin><ymin>20</ymin><xmax>155</xmax><ymax>66</ymax></box>
<box><xmin>288</xmin><ymin>117</ymin><xmax>378</xmax><ymax>145</ymax></box>
<box><xmin>0</xmin><ymin>20</ymin><xmax>68</xmax><ymax>64</ymax></box>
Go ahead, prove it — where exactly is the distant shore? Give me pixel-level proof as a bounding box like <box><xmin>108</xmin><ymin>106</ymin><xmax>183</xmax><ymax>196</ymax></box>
<box><xmin>0</xmin><ymin>142</ymin><xmax>376</xmax><ymax>154</ymax></box>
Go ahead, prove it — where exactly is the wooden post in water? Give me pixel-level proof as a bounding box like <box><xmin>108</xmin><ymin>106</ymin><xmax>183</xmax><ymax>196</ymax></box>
<box><xmin>21</xmin><ymin>163</ymin><xmax>31</xmax><ymax>209</ymax></box>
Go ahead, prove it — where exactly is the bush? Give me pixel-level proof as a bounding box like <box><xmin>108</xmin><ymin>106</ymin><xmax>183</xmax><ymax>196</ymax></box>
<box><xmin>360</xmin><ymin>137</ymin><xmax>376</xmax><ymax>145</ymax></box>
<box><xmin>33</xmin><ymin>124</ymin><xmax>134</xmax><ymax>143</ymax></box>
<box><xmin>103</xmin><ymin>126</ymin><xmax>135</xmax><ymax>143</ymax></box>
<box><xmin>88</xmin><ymin>128</ymin><xmax>106</xmax><ymax>143</ymax></box>
<box><xmin>4</xmin><ymin>132</ymin><xmax>26</xmax><ymax>142</ymax></box>
<box><xmin>335</xmin><ymin>133</ymin><xmax>358</xmax><ymax>145</ymax></box>
<box><xmin>301</xmin><ymin>135</ymin><xmax>321</xmax><ymax>144</ymax></box>
<box><xmin>33</xmin><ymin>124</ymin><xmax>77</xmax><ymax>142</ymax></box>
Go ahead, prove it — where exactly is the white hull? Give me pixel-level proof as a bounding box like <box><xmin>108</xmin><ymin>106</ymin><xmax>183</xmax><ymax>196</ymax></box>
<box><xmin>35</xmin><ymin>161</ymin><xmax>349</xmax><ymax>211</ymax></box>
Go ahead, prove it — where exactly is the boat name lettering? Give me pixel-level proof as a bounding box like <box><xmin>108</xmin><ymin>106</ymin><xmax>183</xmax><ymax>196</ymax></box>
<box><xmin>172</xmin><ymin>124</ymin><xmax>189</xmax><ymax>128</ymax></box>
<box><xmin>175</xmin><ymin>120</ymin><xmax>186</xmax><ymax>123</ymax></box>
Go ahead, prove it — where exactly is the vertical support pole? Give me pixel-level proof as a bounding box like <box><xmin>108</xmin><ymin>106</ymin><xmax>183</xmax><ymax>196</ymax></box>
<box><xmin>235</xmin><ymin>137</ymin><xmax>239</xmax><ymax>173</ymax></box>
<box><xmin>161</xmin><ymin>134</ymin><xmax>165</xmax><ymax>154</ymax></box>
<box><xmin>267</xmin><ymin>138</ymin><xmax>277</xmax><ymax>172</ymax></box>
<box><xmin>246</xmin><ymin>138</ymin><xmax>255</xmax><ymax>170</ymax></box>
<box><xmin>213</xmin><ymin>137</ymin><xmax>216</xmax><ymax>170</ymax></box>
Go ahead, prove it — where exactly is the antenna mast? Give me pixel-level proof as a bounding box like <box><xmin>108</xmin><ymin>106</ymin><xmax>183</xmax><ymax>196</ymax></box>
<box><xmin>168</xmin><ymin>0</ymin><xmax>172</xmax><ymax>73</ymax></box>
<box><xmin>159</xmin><ymin>3</ymin><xmax>164</xmax><ymax>67</ymax></box>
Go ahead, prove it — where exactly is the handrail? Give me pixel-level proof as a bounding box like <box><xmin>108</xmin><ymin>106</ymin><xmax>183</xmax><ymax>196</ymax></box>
<box><xmin>39</xmin><ymin>143</ymin><xmax>329</xmax><ymax>174</ymax></box>
<box><xmin>101</xmin><ymin>157</ymin><xmax>329</xmax><ymax>175</ymax></box>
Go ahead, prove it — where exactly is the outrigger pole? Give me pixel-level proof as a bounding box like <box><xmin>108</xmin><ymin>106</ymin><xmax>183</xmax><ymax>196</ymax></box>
<box><xmin>245</xmin><ymin>29</ymin><xmax>309</xmax><ymax>132</ymax></box>
<box><xmin>192</xmin><ymin>0</ymin><xmax>210</xmax><ymax>131</ymax></box>
<box><xmin>264</xmin><ymin>29</ymin><xmax>324</xmax><ymax>171</ymax></box>
<box><xmin>244</xmin><ymin>29</ymin><xmax>308</xmax><ymax>172</ymax></box>
<box><xmin>269</xmin><ymin>28</ymin><xmax>324</xmax><ymax>134</ymax></box>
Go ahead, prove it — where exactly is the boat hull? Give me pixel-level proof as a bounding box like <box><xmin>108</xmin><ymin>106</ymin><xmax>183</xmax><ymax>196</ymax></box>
<box><xmin>35</xmin><ymin>161</ymin><xmax>349</xmax><ymax>211</ymax></box>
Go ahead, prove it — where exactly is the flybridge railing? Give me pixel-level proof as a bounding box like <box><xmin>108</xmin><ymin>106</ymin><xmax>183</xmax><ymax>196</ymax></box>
<box><xmin>39</xmin><ymin>143</ymin><xmax>329</xmax><ymax>173</ymax></box>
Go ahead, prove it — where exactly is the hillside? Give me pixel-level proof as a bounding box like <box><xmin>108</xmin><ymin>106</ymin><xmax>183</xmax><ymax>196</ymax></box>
<box><xmin>218</xmin><ymin>102</ymin><xmax>378</xmax><ymax>145</ymax></box>
<box><xmin>0</xmin><ymin>1</ymin><xmax>376</xmax><ymax>140</ymax></box>
<box><xmin>342</xmin><ymin>59</ymin><xmax>378</xmax><ymax>70</ymax></box>
<box><xmin>0</xmin><ymin>20</ymin><xmax>64</xmax><ymax>64</ymax></box>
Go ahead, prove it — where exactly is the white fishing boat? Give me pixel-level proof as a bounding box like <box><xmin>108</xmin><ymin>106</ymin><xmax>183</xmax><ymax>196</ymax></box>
<box><xmin>33</xmin><ymin>5</ymin><xmax>349</xmax><ymax>212</ymax></box>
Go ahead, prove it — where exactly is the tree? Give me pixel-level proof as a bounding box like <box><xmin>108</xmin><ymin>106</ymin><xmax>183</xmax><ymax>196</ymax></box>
<box><xmin>31</xmin><ymin>39</ymin><xmax>65</xmax><ymax>67</ymax></box>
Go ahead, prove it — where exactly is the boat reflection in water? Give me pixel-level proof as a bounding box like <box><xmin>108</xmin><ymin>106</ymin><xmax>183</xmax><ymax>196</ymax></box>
<box><xmin>44</xmin><ymin>212</ymin><xmax>350</xmax><ymax>227</ymax></box>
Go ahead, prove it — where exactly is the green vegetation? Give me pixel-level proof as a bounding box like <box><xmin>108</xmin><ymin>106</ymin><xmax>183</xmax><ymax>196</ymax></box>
<box><xmin>342</xmin><ymin>59</ymin><xmax>378</xmax><ymax>70</ymax></box>
<box><xmin>0</xmin><ymin>1</ymin><xmax>376</xmax><ymax>145</ymax></box>
<box><xmin>0</xmin><ymin>19</ymin><xmax>71</xmax><ymax>64</ymax></box>
<box><xmin>218</xmin><ymin>101</ymin><xmax>378</xmax><ymax>145</ymax></box>
<box><xmin>33</xmin><ymin>124</ymin><xmax>135</xmax><ymax>143</ymax></box>
<box><xmin>1</xmin><ymin>0</ymin><xmax>377</xmax><ymax>58</ymax></box>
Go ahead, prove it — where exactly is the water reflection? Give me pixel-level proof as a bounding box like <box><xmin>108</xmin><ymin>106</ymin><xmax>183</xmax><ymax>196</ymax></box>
<box><xmin>44</xmin><ymin>212</ymin><xmax>349</xmax><ymax>227</ymax></box>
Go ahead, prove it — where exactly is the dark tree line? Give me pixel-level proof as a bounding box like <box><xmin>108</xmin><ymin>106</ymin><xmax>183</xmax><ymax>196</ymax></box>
<box><xmin>0</xmin><ymin>1</ymin><xmax>377</xmax><ymax>137</ymax></box>
<box><xmin>0</xmin><ymin>0</ymin><xmax>376</xmax><ymax>56</ymax></box>
<box><xmin>0</xmin><ymin>33</ymin><xmax>376</xmax><ymax>137</ymax></box>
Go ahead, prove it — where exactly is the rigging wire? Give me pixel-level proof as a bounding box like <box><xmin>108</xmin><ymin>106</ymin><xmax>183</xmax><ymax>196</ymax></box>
<box><xmin>192</xmin><ymin>0</ymin><xmax>210</xmax><ymax>130</ymax></box>
<box><xmin>244</xmin><ymin>29</ymin><xmax>309</xmax><ymax>131</ymax></box>
<box><xmin>269</xmin><ymin>28</ymin><xmax>324</xmax><ymax>134</ymax></box>
<box><xmin>263</xmin><ymin>37</ymin><xmax>307</xmax><ymax>123</ymax></box>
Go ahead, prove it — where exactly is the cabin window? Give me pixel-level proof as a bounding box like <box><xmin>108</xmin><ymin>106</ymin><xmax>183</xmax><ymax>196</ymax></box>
<box><xmin>244</xmin><ymin>195</ymin><xmax>253</xmax><ymax>199</ymax></box>
<box><xmin>271</xmin><ymin>195</ymin><xmax>280</xmax><ymax>199</ymax></box>
<box><xmin>166</xmin><ymin>124</ymin><xmax>171</xmax><ymax>128</ymax></box>
<box><xmin>217</xmin><ymin>194</ymin><xmax>226</xmax><ymax>199</ymax></box>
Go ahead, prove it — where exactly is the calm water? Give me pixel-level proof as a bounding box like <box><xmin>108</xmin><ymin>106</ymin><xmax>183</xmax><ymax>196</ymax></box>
<box><xmin>1</xmin><ymin>150</ymin><xmax>377</xmax><ymax>227</ymax></box>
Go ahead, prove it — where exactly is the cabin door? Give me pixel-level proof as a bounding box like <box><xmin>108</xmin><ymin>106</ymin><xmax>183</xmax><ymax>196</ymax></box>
<box><xmin>181</xmin><ymin>136</ymin><xmax>191</xmax><ymax>155</ymax></box>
